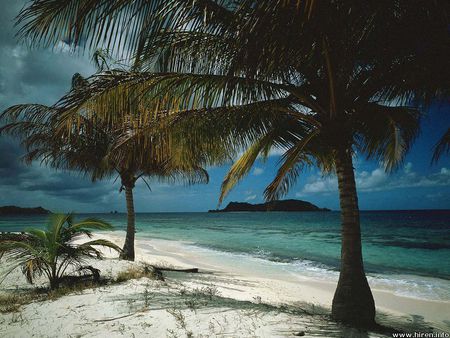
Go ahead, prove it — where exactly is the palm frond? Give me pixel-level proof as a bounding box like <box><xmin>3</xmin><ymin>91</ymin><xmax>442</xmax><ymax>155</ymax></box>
<box><xmin>0</xmin><ymin>213</ymin><xmax>120</xmax><ymax>288</ymax></box>
<box><xmin>52</xmin><ymin>71</ymin><xmax>291</xmax><ymax>123</ymax></box>
<box><xmin>16</xmin><ymin>0</ymin><xmax>236</xmax><ymax>60</ymax></box>
<box><xmin>432</xmin><ymin>128</ymin><xmax>450</xmax><ymax>163</ymax></box>
<box><xmin>264</xmin><ymin>130</ymin><xmax>318</xmax><ymax>201</ymax></box>
<box><xmin>354</xmin><ymin>103</ymin><xmax>420</xmax><ymax>171</ymax></box>
<box><xmin>71</xmin><ymin>218</ymin><xmax>114</xmax><ymax>232</ymax></box>
<box><xmin>77</xmin><ymin>239</ymin><xmax>122</xmax><ymax>257</ymax></box>
<box><xmin>219</xmin><ymin>129</ymin><xmax>283</xmax><ymax>204</ymax></box>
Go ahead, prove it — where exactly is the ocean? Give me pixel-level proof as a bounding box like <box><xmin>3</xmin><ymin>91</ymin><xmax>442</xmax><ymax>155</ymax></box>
<box><xmin>1</xmin><ymin>210</ymin><xmax>449</xmax><ymax>301</ymax></box>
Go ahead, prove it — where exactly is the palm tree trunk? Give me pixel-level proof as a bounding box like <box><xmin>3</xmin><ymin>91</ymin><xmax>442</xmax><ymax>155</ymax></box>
<box><xmin>50</xmin><ymin>265</ymin><xmax>59</xmax><ymax>289</ymax></box>
<box><xmin>49</xmin><ymin>278</ymin><xmax>59</xmax><ymax>290</ymax></box>
<box><xmin>331</xmin><ymin>147</ymin><xmax>376</xmax><ymax>326</ymax></box>
<box><xmin>120</xmin><ymin>183</ymin><xmax>136</xmax><ymax>261</ymax></box>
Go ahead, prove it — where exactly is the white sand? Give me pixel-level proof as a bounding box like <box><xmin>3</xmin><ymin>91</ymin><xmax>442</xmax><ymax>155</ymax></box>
<box><xmin>0</xmin><ymin>231</ymin><xmax>449</xmax><ymax>337</ymax></box>
<box><xmin>116</xmin><ymin>232</ymin><xmax>450</xmax><ymax>325</ymax></box>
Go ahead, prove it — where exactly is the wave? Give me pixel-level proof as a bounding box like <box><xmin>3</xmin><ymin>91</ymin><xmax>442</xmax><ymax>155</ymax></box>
<box><xmin>381</xmin><ymin>240</ymin><xmax>450</xmax><ymax>250</ymax></box>
<box><xmin>367</xmin><ymin>274</ymin><xmax>450</xmax><ymax>301</ymax></box>
<box><xmin>181</xmin><ymin>242</ymin><xmax>450</xmax><ymax>302</ymax></box>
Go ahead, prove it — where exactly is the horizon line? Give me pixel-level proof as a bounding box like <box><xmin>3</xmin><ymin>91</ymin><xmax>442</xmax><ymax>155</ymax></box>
<box><xmin>57</xmin><ymin>208</ymin><xmax>450</xmax><ymax>214</ymax></box>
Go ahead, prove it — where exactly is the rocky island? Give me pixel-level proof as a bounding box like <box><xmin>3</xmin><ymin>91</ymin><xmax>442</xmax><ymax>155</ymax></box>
<box><xmin>209</xmin><ymin>199</ymin><xmax>330</xmax><ymax>212</ymax></box>
<box><xmin>0</xmin><ymin>206</ymin><xmax>51</xmax><ymax>216</ymax></box>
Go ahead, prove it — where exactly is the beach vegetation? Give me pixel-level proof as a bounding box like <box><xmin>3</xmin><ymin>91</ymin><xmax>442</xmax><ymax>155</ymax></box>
<box><xmin>0</xmin><ymin>213</ymin><xmax>121</xmax><ymax>289</ymax></box>
<box><xmin>0</xmin><ymin>293</ymin><xmax>28</xmax><ymax>313</ymax></box>
<box><xmin>180</xmin><ymin>285</ymin><xmax>221</xmax><ymax>307</ymax></box>
<box><xmin>143</xmin><ymin>284</ymin><xmax>153</xmax><ymax>307</ymax></box>
<box><xmin>0</xmin><ymin>281</ymin><xmax>101</xmax><ymax>313</ymax></box>
<box><xmin>0</xmin><ymin>262</ymin><xmax>164</xmax><ymax>313</ymax></box>
<box><xmin>115</xmin><ymin>263</ymin><xmax>163</xmax><ymax>283</ymax></box>
<box><xmin>5</xmin><ymin>0</ymin><xmax>449</xmax><ymax>328</ymax></box>
<box><xmin>167</xmin><ymin>307</ymin><xmax>188</xmax><ymax>330</ymax></box>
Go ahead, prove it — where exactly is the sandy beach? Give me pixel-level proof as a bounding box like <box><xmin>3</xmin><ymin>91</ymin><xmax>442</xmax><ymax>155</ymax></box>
<box><xmin>1</xmin><ymin>231</ymin><xmax>448</xmax><ymax>338</ymax></box>
<box><xmin>1</xmin><ymin>0</ymin><xmax>449</xmax><ymax>336</ymax></box>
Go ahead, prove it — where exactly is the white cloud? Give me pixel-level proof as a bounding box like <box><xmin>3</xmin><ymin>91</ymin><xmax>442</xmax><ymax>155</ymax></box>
<box><xmin>245</xmin><ymin>194</ymin><xmax>257</xmax><ymax>201</ymax></box>
<box><xmin>356</xmin><ymin>168</ymin><xmax>388</xmax><ymax>190</ymax></box>
<box><xmin>296</xmin><ymin>164</ymin><xmax>450</xmax><ymax>195</ymax></box>
<box><xmin>267</xmin><ymin>147</ymin><xmax>286</xmax><ymax>157</ymax></box>
<box><xmin>233</xmin><ymin>146</ymin><xmax>286</xmax><ymax>162</ymax></box>
<box><xmin>298</xmin><ymin>176</ymin><xmax>337</xmax><ymax>195</ymax></box>
<box><xmin>252</xmin><ymin>167</ymin><xmax>264</xmax><ymax>176</ymax></box>
<box><xmin>404</xmin><ymin>162</ymin><xmax>413</xmax><ymax>174</ymax></box>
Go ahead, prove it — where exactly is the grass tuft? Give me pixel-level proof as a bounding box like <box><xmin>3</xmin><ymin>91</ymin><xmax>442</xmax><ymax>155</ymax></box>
<box><xmin>0</xmin><ymin>280</ymin><xmax>105</xmax><ymax>313</ymax></box>
<box><xmin>0</xmin><ymin>262</ymin><xmax>166</xmax><ymax>313</ymax></box>
<box><xmin>0</xmin><ymin>294</ymin><xmax>27</xmax><ymax>313</ymax></box>
<box><xmin>115</xmin><ymin>263</ymin><xmax>163</xmax><ymax>283</ymax></box>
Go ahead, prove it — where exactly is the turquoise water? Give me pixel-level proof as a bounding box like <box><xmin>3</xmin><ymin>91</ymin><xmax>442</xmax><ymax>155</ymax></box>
<box><xmin>1</xmin><ymin>210</ymin><xmax>449</xmax><ymax>300</ymax></box>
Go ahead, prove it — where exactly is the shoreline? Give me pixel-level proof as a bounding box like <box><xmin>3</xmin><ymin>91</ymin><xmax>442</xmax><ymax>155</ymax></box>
<box><xmin>1</xmin><ymin>230</ymin><xmax>449</xmax><ymax>337</ymax></box>
<box><xmin>102</xmin><ymin>231</ymin><xmax>450</xmax><ymax>329</ymax></box>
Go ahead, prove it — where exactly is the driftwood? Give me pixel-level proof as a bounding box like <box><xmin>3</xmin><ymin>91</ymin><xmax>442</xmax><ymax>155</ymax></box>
<box><xmin>151</xmin><ymin>266</ymin><xmax>199</xmax><ymax>273</ymax></box>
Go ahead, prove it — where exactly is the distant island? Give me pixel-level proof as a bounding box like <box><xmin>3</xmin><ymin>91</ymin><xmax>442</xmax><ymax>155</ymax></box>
<box><xmin>0</xmin><ymin>206</ymin><xmax>51</xmax><ymax>216</ymax></box>
<box><xmin>209</xmin><ymin>199</ymin><xmax>330</xmax><ymax>212</ymax></box>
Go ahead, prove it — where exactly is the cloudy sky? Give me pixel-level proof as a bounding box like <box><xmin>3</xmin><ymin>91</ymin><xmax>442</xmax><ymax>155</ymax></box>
<box><xmin>0</xmin><ymin>1</ymin><xmax>449</xmax><ymax>213</ymax></box>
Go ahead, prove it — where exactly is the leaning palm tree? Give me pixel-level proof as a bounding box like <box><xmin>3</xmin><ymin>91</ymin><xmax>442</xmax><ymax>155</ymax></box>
<box><xmin>13</xmin><ymin>0</ymin><xmax>449</xmax><ymax>326</ymax></box>
<box><xmin>0</xmin><ymin>101</ymin><xmax>212</xmax><ymax>261</ymax></box>
<box><xmin>1</xmin><ymin>49</ymin><xmax>220</xmax><ymax>261</ymax></box>
<box><xmin>0</xmin><ymin>213</ymin><xmax>121</xmax><ymax>289</ymax></box>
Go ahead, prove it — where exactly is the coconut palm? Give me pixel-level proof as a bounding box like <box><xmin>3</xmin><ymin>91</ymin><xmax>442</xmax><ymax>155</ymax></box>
<box><xmin>12</xmin><ymin>0</ymin><xmax>449</xmax><ymax>326</ymax></box>
<box><xmin>0</xmin><ymin>99</ymin><xmax>212</xmax><ymax>261</ymax></box>
<box><xmin>0</xmin><ymin>213</ymin><xmax>121</xmax><ymax>289</ymax></box>
<box><xmin>0</xmin><ymin>49</ymin><xmax>218</xmax><ymax>261</ymax></box>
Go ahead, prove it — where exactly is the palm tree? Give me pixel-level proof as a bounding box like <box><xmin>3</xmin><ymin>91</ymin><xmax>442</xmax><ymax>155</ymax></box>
<box><xmin>12</xmin><ymin>0</ymin><xmax>449</xmax><ymax>326</ymax></box>
<box><xmin>0</xmin><ymin>100</ymin><xmax>212</xmax><ymax>261</ymax></box>
<box><xmin>1</xmin><ymin>48</ymin><xmax>219</xmax><ymax>261</ymax></box>
<box><xmin>0</xmin><ymin>213</ymin><xmax>121</xmax><ymax>289</ymax></box>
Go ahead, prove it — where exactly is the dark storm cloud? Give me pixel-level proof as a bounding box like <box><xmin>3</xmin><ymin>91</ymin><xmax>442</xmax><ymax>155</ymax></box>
<box><xmin>0</xmin><ymin>136</ymin><xmax>116</xmax><ymax>204</ymax></box>
<box><xmin>0</xmin><ymin>2</ymin><xmax>23</xmax><ymax>44</ymax></box>
<box><xmin>0</xmin><ymin>0</ymin><xmax>111</xmax><ymax>210</ymax></box>
<box><xmin>21</xmin><ymin>171</ymin><xmax>116</xmax><ymax>203</ymax></box>
<box><xmin>0</xmin><ymin>0</ymin><xmax>96</xmax><ymax>109</ymax></box>
<box><xmin>0</xmin><ymin>0</ymin><xmax>221</xmax><ymax>212</ymax></box>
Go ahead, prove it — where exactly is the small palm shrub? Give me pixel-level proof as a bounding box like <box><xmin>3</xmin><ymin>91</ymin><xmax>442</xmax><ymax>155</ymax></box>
<box><xmin>0</xmin><ymin>213</ymin><xmax>121</xmax><ymax>289</ymax></box>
